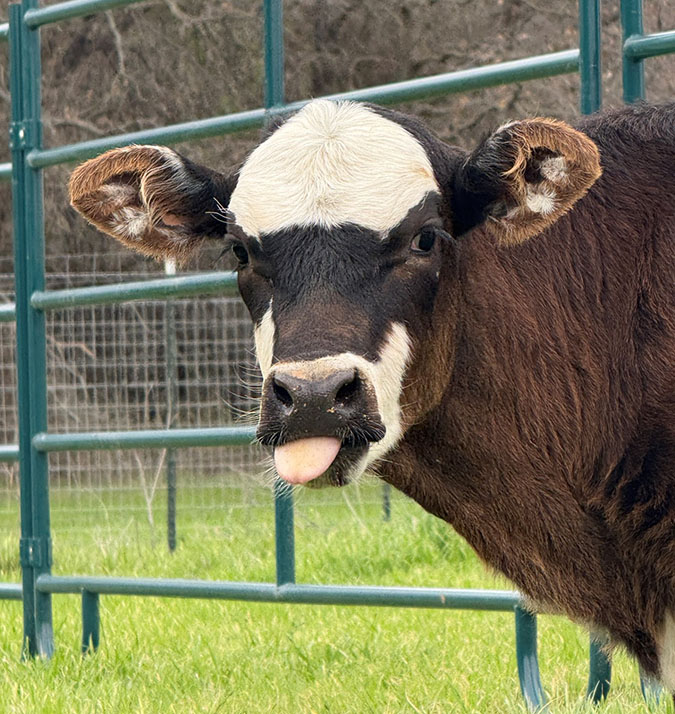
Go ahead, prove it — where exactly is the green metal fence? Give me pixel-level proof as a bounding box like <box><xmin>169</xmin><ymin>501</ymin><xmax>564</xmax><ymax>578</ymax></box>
<box><xmin>1</xmin><ymin>0</ymin><xmax>674</xmax><ymax>709</ymax></box>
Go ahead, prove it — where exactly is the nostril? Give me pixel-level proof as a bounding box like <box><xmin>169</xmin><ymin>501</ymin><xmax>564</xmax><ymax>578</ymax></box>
<box><xmin>273</xmin><ymin>379</ymin><xmax>293</xmax><ymax>408</ymax></box>
<box><xmin>335</xmin><ymin>374</ymin><xmax>361</xmax><ymax>407</ymax></box>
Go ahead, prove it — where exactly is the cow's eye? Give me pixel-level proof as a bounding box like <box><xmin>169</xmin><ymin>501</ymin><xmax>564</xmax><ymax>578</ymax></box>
<box><xmin>231</xmin><ymin>242</ymin><xmax>249</xmax><ymax>266</ymax></box>
<box><xmin>410</xmin><ymin>226</ymin><xmax>437</xmax><ymax>254</ymax></box>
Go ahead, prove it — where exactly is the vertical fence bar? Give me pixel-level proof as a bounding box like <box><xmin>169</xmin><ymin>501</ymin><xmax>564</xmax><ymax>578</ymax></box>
<box><xmin>274</xmin><ymin>482</ymin><xmax>295</xmax><ymax>585</ymax></box>
<box><xmin>578</xmin><ymin>0</ymin><xmax>602</xmax><ymax>114</ymax></box>
<box><xmin>81</xmin><ymin>591</ymin><xmax>100</xmax><ymax>654</ymax></box>
<box><xmin>586</xmin><ymin>636</ymin><xmax>612</xmax><ymax>702</ymax></box>
<box><xmin>640</xmin><ymin>669</ymin><xmax>663</xmax><ymax>708</ymax></box>
<box><xmin>579</xmin><ymin>0</ymin><xmax>612</xmax><ymax>698</ymax></box>
<box><xmin>10</xmin><ymin>0</ymin><xmax>54</xmax><ymax>658</ymax></box>
<box><xmin>165</xmin><ymin>260</ymin><xmax>178</xmax><ymax>552</ymax></box>
<box><xmin>515</xmin><ymin>606</ymin><xmax>547</xmax><ymax>712</ymax></box>
<box><xmin>382</xmin><ymin>483</ymin><xmax>391</xmax><ymax>521</ymax></box>
<box><xmin>263</xmin><ymin>0</ymin><xmax>284</xmax><ymax>111</ymax></box>
<box><xmin>9</xmin><ymin>2</ymin><xmax>33</xmax><ymax>658</ymax></box>
<box><xmin>621</xmin><ymin>0</ymin><xmax>646</xmax><ymax>102</ymax></box>
<box><xmin>264</xmin><ymin>0</ymin><xmax>295</xmax><ymax>586</ymax></box>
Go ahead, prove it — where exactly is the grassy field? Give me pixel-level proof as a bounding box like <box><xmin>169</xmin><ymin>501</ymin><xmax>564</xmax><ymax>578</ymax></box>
<box><xmin>0</xmin><ymin>480</ymin><xmax>669</xmax><ymax>713</ymax></box>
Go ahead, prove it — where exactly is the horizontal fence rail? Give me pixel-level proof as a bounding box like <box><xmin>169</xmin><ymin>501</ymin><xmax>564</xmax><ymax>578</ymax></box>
<box><xmin>33</xmin><ymin>426</ymin><xmax>257</xmax><ymax>452</ymax></box>
<box><xmin>36</xmin><ymin>576</ymin><xmax>522</xmax><ymax>610</ymax></box>
<box><xmin>0</xmin><ymin>303</ymin><xmax>16</xmax><ymax>322</ymax></box>
<box><xmin>26</xmin><ymin>50</ymin><xmax>580</xmax><ymax>170</ymax></box>
<box><xmin>0</xmin><ymin>583</ymin><xmax>22</xmax><ymax>600</ymax></box>
<box><xmin>0</xmin><ymin>445</ymin><xmax>20</xmax><ymax>462</ymax></box>
<box><xmin>30</xmin><ymin>271</ymin><xmax>239</xmax><ymax>310</ymax></box>
<box><xmin>623</xmin><ymin>29</ymin><xmax>675</xmax><ymax>59</ymax></box>
<box><xmin>22</xmin><ymin>0</ymin><xmax>146</xmax><ymax>28</ymax></box>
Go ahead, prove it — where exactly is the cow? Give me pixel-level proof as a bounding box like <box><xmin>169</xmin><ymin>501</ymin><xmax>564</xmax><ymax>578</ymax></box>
<box><xmin>68</xmin><ymin>99</ymin><xmax>675</xmax><ymax>691</ymax></box>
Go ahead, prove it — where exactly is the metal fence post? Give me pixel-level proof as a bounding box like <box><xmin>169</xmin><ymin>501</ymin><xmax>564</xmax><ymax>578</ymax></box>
<box><xmin>587</xmin><ymin>635</ymin><xmax>612</xmax><ymax>702</ymax></box>
<box><xmin>578</xmin><ymin>0</ymin><xmax>602</xmax><ymax>114</ymax></box>
<box><xmin>382</xmin><ymin>482</ymin><xmax>391</xmax><ymax>521</ymax></box>
<box><xmin>165</xmin><ymin>259</ymin><xmax>178</xmax><ymax>552</ymax></box>
<box><xmin>640</xmin><ymin>668</ymin><xmax>664</xmax><ymax>708</ymax></box>
<box><xmin>573</xmin><ymin>5</ymin><xmax>616</xmax><ymax>692</ymax></box>
<box><xmin>263</xmin><ymin>0</ymin><xmax>295</xmax><ymax>587</ymax></box>
<box><xmin>515</xmin><ymin>606</ymin><xmax>547</xmax><ymax>712</ymax></box>
<box><xmin>10</xmin><ymin>0</ymin><xmax>54</xmax><ymax>658</ymax></box>
<box><xmin>81</xmin><ymin>591</ymin><xmax>100</xmax><ymax>654</ymax></box>
<box><xmin>621</xmin><ymin>0</ymin><xmax>646</xmax><ymax>102</ymax></box>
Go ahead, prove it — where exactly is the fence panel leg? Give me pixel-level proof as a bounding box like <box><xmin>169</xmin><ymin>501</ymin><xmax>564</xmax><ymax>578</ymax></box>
<box><xmin>10</xmin><ymin>0</ymin><xmax>54</xmax><ymax>659</ymax></box>
<box><xmin>382</xmin><ymin>482</ymin><xmax>391</xmax><ymax>521</ymax></box>
<box><xmin>164</xmin><ymin>260</ymin><xmax>178</xmax><ymax>552</ymax></box>
<box><xmin>640</xmin><ymin>668</ymin><xmax>664</xmax><ymax>710</ymax></box>
<box><xmin>81</xmin><ymin>591</ymin><xmax>100</xmax><ymax>654</ymax></box>
<box><xmin>621</xmin><ymin>0</ymin><xmax>646</xmax><ymax>101</ymax></box>
<box><xmin>586</xmin><ymin>634</ymin><xmax>611</xmax><ymax>702</ymax></box>
<box><xmin>515</xmin><ymin>606</ymin><xmax>547</xmax><ymax>712</ymax></box>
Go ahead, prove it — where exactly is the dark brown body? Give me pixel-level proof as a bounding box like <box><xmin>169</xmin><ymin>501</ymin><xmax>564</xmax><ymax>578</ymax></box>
<box><xmin>386</xmin><ymin>105</ymin><xmax>675</xmax><ymax>675</ymax></box>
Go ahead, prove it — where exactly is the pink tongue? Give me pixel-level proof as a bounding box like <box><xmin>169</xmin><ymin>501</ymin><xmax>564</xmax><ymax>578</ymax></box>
<box><xmin>274</xmin><ymin>437</ymin><xmax>342</xmax><ymax>485</ymax></box>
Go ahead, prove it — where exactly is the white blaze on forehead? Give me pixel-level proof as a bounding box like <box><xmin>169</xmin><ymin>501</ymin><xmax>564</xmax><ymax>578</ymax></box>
<box><xmin>229</xmin><ymin>100</ymin><xmax>438</xmax><ymax>237</ymax></box>
<box><xmin>254</xmin><ymin>305</ymin><xmax>275</xmax><ymax>378</ymax></box>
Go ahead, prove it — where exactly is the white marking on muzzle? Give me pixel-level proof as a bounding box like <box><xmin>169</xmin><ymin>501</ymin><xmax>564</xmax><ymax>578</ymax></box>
<box><xmin>363</xmin><ymin>323</ymin><xmax>411</xmax><ymax>470</ymax></box>
<box><xmin>229</xmin><ymin>100</ymin><xmax>438</xmax><ymax>237</ymax></box>
<box><xmin>254</xmin><ymin>304</ymin><xmax>275</xmax><ymax>378</ymax></box>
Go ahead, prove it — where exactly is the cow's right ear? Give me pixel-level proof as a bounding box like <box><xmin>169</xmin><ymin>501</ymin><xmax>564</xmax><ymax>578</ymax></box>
<box><xmin>68</xmin><ymin>145</ymin><xmax>236</xmax><ymax>263</ymax></box>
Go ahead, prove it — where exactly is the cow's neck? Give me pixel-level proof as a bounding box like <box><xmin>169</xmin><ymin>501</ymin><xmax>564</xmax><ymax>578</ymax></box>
<box><xmin>381</xmin><ymin>229</ymin><xmax>640</xmax><ymax>627</ymax></box>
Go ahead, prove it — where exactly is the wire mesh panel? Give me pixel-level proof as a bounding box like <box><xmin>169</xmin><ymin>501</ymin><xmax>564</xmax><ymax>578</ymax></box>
<box><xmin>0</xmin><ymin>259</ymin><xmax>19</xmax><ymax>527</ymax></box>
<box><xmin>1</xmin><ymin>254</ymin><xmax>272</xmax><ymax>540</ymax></box>
<box><xmin>1</xmin><ymin>251</ymin><xmax>392</xmax><ymax>560</ymax></box>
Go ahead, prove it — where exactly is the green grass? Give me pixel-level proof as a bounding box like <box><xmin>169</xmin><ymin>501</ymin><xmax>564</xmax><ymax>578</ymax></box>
<box><xmin>0</xmin><ymin>481</ymin><xmax>669</xmax><ymax>713</ymax></box>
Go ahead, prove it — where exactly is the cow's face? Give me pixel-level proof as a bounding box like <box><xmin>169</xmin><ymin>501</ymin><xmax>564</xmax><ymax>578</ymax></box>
<box><xmin>69</xmin><ymin>100</ymin><xmax>601</xmax><ymax>488</ymax></box>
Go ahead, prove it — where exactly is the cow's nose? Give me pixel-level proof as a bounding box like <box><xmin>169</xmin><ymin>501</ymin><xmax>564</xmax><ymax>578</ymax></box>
<box><xmin>271</xmin><ymin>368</ymin><xmax>362</xmax><ymax>414</ymax></box>
<box><xmin>257</xmin><ymin>364</ymin><xmax>385</xmax><ymax>445</ymax></box>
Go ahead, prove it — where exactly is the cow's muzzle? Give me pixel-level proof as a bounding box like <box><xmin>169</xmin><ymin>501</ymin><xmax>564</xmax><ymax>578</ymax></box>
<box><xmin>256</xmin><ymin>362</ymin><xmax>386</xmax><ymax>486</ymax></box>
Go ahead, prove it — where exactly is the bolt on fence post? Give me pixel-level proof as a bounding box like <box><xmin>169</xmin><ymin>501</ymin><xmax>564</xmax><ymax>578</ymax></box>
<box><xmin>263</xmin><ymin>0</ymin><xmax>296</xmax><ymax>587</ymax></box>
<box><xmin>10</xmin><ymin>0</ymin><xmax>54</xmax><ymax>658</ymax></box>
<box><xmin>165</xmin><ymin>259</ymin><xmax>178</xmax><ymax>552</ymax></box>
<box><xmin>621</xmin><ymin>0</ymin><xmax>646</xmax><ymax>102</ymax></box>
<box><xmin>578</xmin><ymin>0</ymin><xmax>602</xmax><ymax>114</ymax></box>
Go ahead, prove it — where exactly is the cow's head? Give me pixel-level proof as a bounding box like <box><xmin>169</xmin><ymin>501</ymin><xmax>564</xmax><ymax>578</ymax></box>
<box><xmin>69</xmin><ymin>100</ymin><xmax>601</xmax><ymax>488</ymax></box>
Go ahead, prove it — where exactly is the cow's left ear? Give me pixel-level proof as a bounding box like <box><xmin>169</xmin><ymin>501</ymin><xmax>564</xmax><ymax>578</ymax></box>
<box><xmin>450</xmin><ymin>118</ymin><xmax>602</xmax><ymax>245</ymax></box>
<box><xmin>69</xmin><ymin>145</ymin><xmax>236</xmax><ymax>263</ymax></box>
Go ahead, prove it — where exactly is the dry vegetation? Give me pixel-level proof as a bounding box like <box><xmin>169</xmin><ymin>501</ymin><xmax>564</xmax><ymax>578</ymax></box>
<box><xmin>0</xmin><ymin>0</ymin><xmax>673</xmax><ymax>272</ymax></box>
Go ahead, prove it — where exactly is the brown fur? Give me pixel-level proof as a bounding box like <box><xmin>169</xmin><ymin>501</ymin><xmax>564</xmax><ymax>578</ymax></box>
<box><xmin>387</xmin><ymin>104</ymin><xmax>675</xmax><ymax>679</ymax></box>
